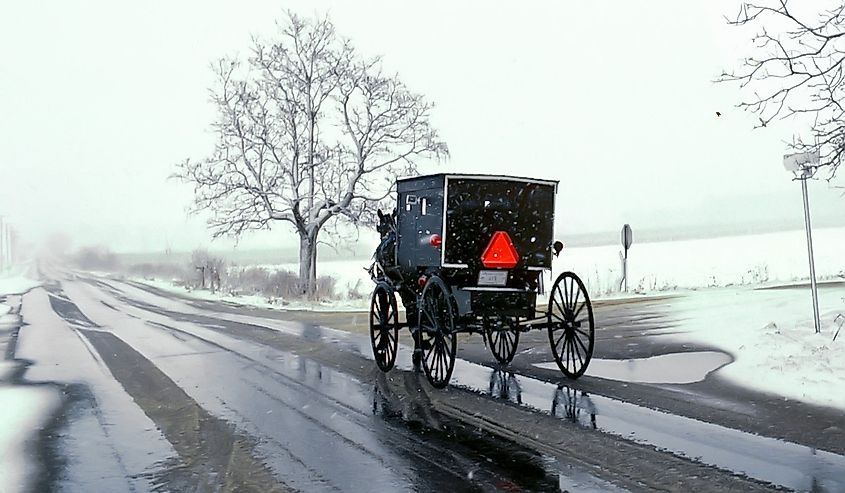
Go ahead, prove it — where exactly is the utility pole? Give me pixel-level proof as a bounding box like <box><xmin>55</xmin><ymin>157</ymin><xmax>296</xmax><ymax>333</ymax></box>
<box><xmin>5</xmin><ymin>225</ymin><xmax>11</xmax><ymax>266</ymax></box>
<box><xmin>0</xmin><ymin>216</ymin><xmax>5</xmax><ymax>271</ymax></box>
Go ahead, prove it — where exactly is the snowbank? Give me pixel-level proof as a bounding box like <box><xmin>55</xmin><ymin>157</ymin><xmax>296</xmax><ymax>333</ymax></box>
<box><xmin>0</xmin><ymin>268</ymin><xmax>41</xmax><ymax>296</ymax></box>
<box><xmin>714</xmin><ymin>319</ymin><xmax>845</xmax><ymax>410</ymax></box>
<box><xmin>0</xmin><ymin>386</ymin><xmax>61</xmax><ymax>493</ymax></box>
<box><xmin>737</xmin><ymin>321</ymin><xmax>845</xmax><ymax>403</ymax></box>
<box><xmin>665</xmin><ymin>287</ymin><xmax>845</xmax><ymax>410</ymax></box>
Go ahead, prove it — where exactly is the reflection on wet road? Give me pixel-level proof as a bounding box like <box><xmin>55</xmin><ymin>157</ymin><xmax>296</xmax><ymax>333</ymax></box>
<box><xmin>463</xmin><ymin>364</ymin><xmax>845</xmax><ymax>492</ymax></box>
<box><xmin>10</xmin><ymin>271</ymin><xmax>845</xmax><ymax>492</ymax></box>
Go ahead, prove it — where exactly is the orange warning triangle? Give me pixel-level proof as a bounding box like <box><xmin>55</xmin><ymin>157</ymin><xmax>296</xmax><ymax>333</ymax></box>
<box><xmin>481</xmin><ymin>231</ymin><xmax>519</xmax><ymax>269</ymax></box>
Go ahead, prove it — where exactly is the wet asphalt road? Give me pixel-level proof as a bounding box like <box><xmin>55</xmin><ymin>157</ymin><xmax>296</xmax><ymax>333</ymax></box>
<box><xmin>5</xmin><ymin>269</ymin><xmax>845</xmax><ymax>492</ymax></box>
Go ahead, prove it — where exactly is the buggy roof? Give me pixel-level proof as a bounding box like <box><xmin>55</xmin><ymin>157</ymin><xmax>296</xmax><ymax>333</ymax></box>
<box><xmin>397</xmin><ymin>173</ymin><xmax>558</xmax><ymax>188</ymax></box>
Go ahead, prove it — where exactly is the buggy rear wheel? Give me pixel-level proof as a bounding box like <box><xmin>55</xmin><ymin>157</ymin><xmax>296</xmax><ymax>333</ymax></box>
<box><xmin>486</xmin><ymin>317</ymin><xmax>520</xmax><ymax>364</ymax></box>
<box><xmin>419</xmin><ymin>276</ymin><xmax>457</xmax><ymax>389</ymax></box>
<box><xmin>369</xmin><ymin>282</ymin><xmax>399</xmax><ymax>372</ymax></box>
<box><xmin>547</xmin><ymin>272</ymin><xmax>594</xmax><ymax>378</ymax></box>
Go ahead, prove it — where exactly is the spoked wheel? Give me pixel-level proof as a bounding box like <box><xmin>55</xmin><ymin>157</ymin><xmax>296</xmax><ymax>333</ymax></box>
<box><xmin>369</xmin><ymin>282</ymin><xmax>399</xmax><ymax>372</ymax></box>
<box><xmin>485</xmin><ymin>316</ymin><xmax>520</xmax><ymax>364</ymax></box>
<box><xmin>418</xmin><ymin>276</ymin><xmax>457</xmax><ymax>389</ymax></box>
<box><xmin>547</xmin><ymin>272</ymin><xmax>595</xmax><ymax>378</ymax></box>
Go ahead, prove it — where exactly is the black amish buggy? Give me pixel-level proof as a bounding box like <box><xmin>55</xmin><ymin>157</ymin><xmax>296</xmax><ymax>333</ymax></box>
<box><xmin>368</xmin><ymin>173</ymin><xmax>595</xmax><ymax>388</ymax></box>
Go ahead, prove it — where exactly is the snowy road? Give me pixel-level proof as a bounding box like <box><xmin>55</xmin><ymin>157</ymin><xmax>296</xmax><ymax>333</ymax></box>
<box><xmin>4</xmin><ymin>268</ymin><xmax>845</xmax><ymax>492</ymax></box>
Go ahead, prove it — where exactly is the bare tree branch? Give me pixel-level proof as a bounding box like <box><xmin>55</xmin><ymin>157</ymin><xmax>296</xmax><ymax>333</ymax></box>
<box><xmin>719</xmin><ymin>0</ymin><xmax>845</xmax><ymax>180</ymax></box>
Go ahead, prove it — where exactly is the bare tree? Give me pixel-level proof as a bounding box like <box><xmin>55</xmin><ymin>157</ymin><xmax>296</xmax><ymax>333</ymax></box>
<box><xmin>176</xmin><ymin>13</ymin><xmax>447</xmax><ymax>296</ymax></box>
<box><xmin>719</xmin><ymin>0</ymin><xmax>845</xmax><ymax>179</ymax></box>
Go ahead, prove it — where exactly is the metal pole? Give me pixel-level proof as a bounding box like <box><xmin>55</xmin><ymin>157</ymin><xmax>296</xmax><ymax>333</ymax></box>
<box><xmin>0</xmin><ymin>216</ymin><xmax>5</xmax><ymax>271</ymax></box>
<box><xmin>800</xmin><ymin>171</ymin><xmax>821</xmax><ymax>333</ymax></box>
<box><xmin>623</xmin><ymin>249</ymin><xmax>628</xmax><ymax>292</ymax></box>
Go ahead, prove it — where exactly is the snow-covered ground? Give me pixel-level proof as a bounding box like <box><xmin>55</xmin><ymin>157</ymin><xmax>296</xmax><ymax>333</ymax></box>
<box><xmin>139</xmin><ymin>276</ymin><xmax>369</xmax><ymax>312</ymax></box>
<box><xmin>661</xmin><ymin>286</ymin><xmax>845</xmax><ymax>410</ymax></box>
<box><xmin>558</xmin><ymin>226</ymin><xmax>845</xmax><ymax>296</ymax></box>
<box><xmin>1</xmin><ymin>266</ymin><xmax>52</xmax><ymax>493</ymax></box>
<box><xmin>0</xmin><ymin>386</ymin><xmax>61</xmax><ymax>493</ymax></box>
<box><xmin>0</xmin><ymin>267</ymin><xmax>41</xmax><ymax>297</ymax></box>
<box><xmin>246</xmin><ymin>226</ymin><xmax>845</xmax><ymax>303</ymax></box>
<box><xmin>137</xmin><ymin>226</ymin><xmax>845</xmax><ymax>309</ymax></box>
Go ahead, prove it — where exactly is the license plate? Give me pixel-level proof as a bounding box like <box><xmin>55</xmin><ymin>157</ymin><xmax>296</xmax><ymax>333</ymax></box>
<box><xmin>478</xmin><ymin>270</ymin><xmax>508</xmax><ymax>286</ymax></box>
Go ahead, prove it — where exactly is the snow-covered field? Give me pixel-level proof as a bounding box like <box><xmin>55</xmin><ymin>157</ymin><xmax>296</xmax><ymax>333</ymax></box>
<box><xmin>557</xmin><ymin>225</ymin><xmax>845</xmax><ymax>295</ymax></box>
<box><xmin>251</xmin><ymin>226</ymin><xmax>845</xmax><ymax>302</ymax></box>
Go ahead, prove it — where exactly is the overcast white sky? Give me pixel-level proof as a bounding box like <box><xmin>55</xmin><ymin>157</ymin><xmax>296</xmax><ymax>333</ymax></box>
<box><xmin>1</xmin><ymin>1</ymin><xmax>843</xmax><ymax>254</ymax></box>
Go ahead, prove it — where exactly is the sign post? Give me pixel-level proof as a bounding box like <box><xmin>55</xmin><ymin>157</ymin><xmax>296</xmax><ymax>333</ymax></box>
<box><xmin>620</xmin><ymin>224</ymin><xmax>633</xmax><ymax>292</ymax></box>
<box><xmin>784</xmin><ymin>151</ymin><xmax>821</xmax><ymax>334</ymax></box>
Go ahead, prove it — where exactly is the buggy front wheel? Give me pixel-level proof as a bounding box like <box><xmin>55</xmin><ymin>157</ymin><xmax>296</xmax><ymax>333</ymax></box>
<box><xmin>419</xmin><ymin>276</ymin><xmax>457</xmax><ymax>388</ymax></box>
<box><xmin>547</xmin><ymin>272</ymin><xmax>595</xmax><ymax>378</ymax></box>
<box><xmin>369</xmin><ymin>282</ymin><xmax>399</xmax><ymax>372</ymax></box>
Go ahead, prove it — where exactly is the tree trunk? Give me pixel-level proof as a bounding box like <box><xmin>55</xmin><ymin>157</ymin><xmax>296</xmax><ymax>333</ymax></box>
<box><xmin>298</xmin><ymin>230</ymin><xmax>318</xmax><ymax>298</ymax></box>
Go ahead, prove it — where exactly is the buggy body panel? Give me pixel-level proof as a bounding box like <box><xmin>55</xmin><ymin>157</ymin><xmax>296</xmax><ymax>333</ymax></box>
<box><xmin>442</xmin><ymin>175</ymin><xmax>557</xmax><ymax>271</ymax></box>
<box><xmin>396</xmin><ymin>175</ymin><xmax>445</xmax><ymax>271</ymax></box>
<box><xmin>395</xmin><ymin>173</ymin><xmax>558</xmax><ymax>275</ymax></box>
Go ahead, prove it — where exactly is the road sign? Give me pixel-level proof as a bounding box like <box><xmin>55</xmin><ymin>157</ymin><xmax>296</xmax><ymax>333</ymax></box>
<box><xmin>783</xmin><ymin>151</ymin><xmax>819</xmax><ymax>172</ymax></box>
<box><xmin>621</xmin><ymin>224</ymin><xmax>633</xmax><ymax>251</ymax></box>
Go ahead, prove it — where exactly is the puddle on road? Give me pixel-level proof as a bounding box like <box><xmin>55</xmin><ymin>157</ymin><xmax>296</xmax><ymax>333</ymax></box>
<box><xmin>533</xmin><ymin>351</ymin><xmax>732</xmax><ymax>384</ymax></box>
<box><xmin>443</xmin><ymin>359</ymin><xmax>845</xmax><ymax>492</ymax></box>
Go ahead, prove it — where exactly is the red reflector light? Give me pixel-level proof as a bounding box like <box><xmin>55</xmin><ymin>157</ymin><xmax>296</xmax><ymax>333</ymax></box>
<box><xmin>430</xmin><ymin>234</ymin><xmax>442</xmax><ymax>247</ymax></box>
<box><xmin>481</xmin><ymin>231</ymin><xmax>519</xmax><ymax>269</ymax></box>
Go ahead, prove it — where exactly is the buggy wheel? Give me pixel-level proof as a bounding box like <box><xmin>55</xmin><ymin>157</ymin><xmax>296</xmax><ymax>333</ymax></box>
<box><xmin>369</xmin><ymin>283</ymin><xmax>399</xmax><ymax>372</ymax></box>
<box><xmin>486</xmin><ymin>317</ymin><xmax>520</xmax><ymax>364</ymax></box>
<box><xmin>419</xmin><ymin>276</ymin><xmax>457</xmax><ymax>389</ymax></box>
<box><xmin>547</xmin><ymin>272</ymin><xmax>594</xmax><ymax>378</ymax></box>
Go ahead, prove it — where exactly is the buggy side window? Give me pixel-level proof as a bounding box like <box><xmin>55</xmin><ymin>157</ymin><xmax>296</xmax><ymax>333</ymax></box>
<box><xmin>421</xmin><ymin>197</ymin><xmax>428</xmax><ymax>216</ymax></box>
<box><xmin>405</xmin><ymin>194</ymin><xmax>418</xmax><ymax>211</ymax></box>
